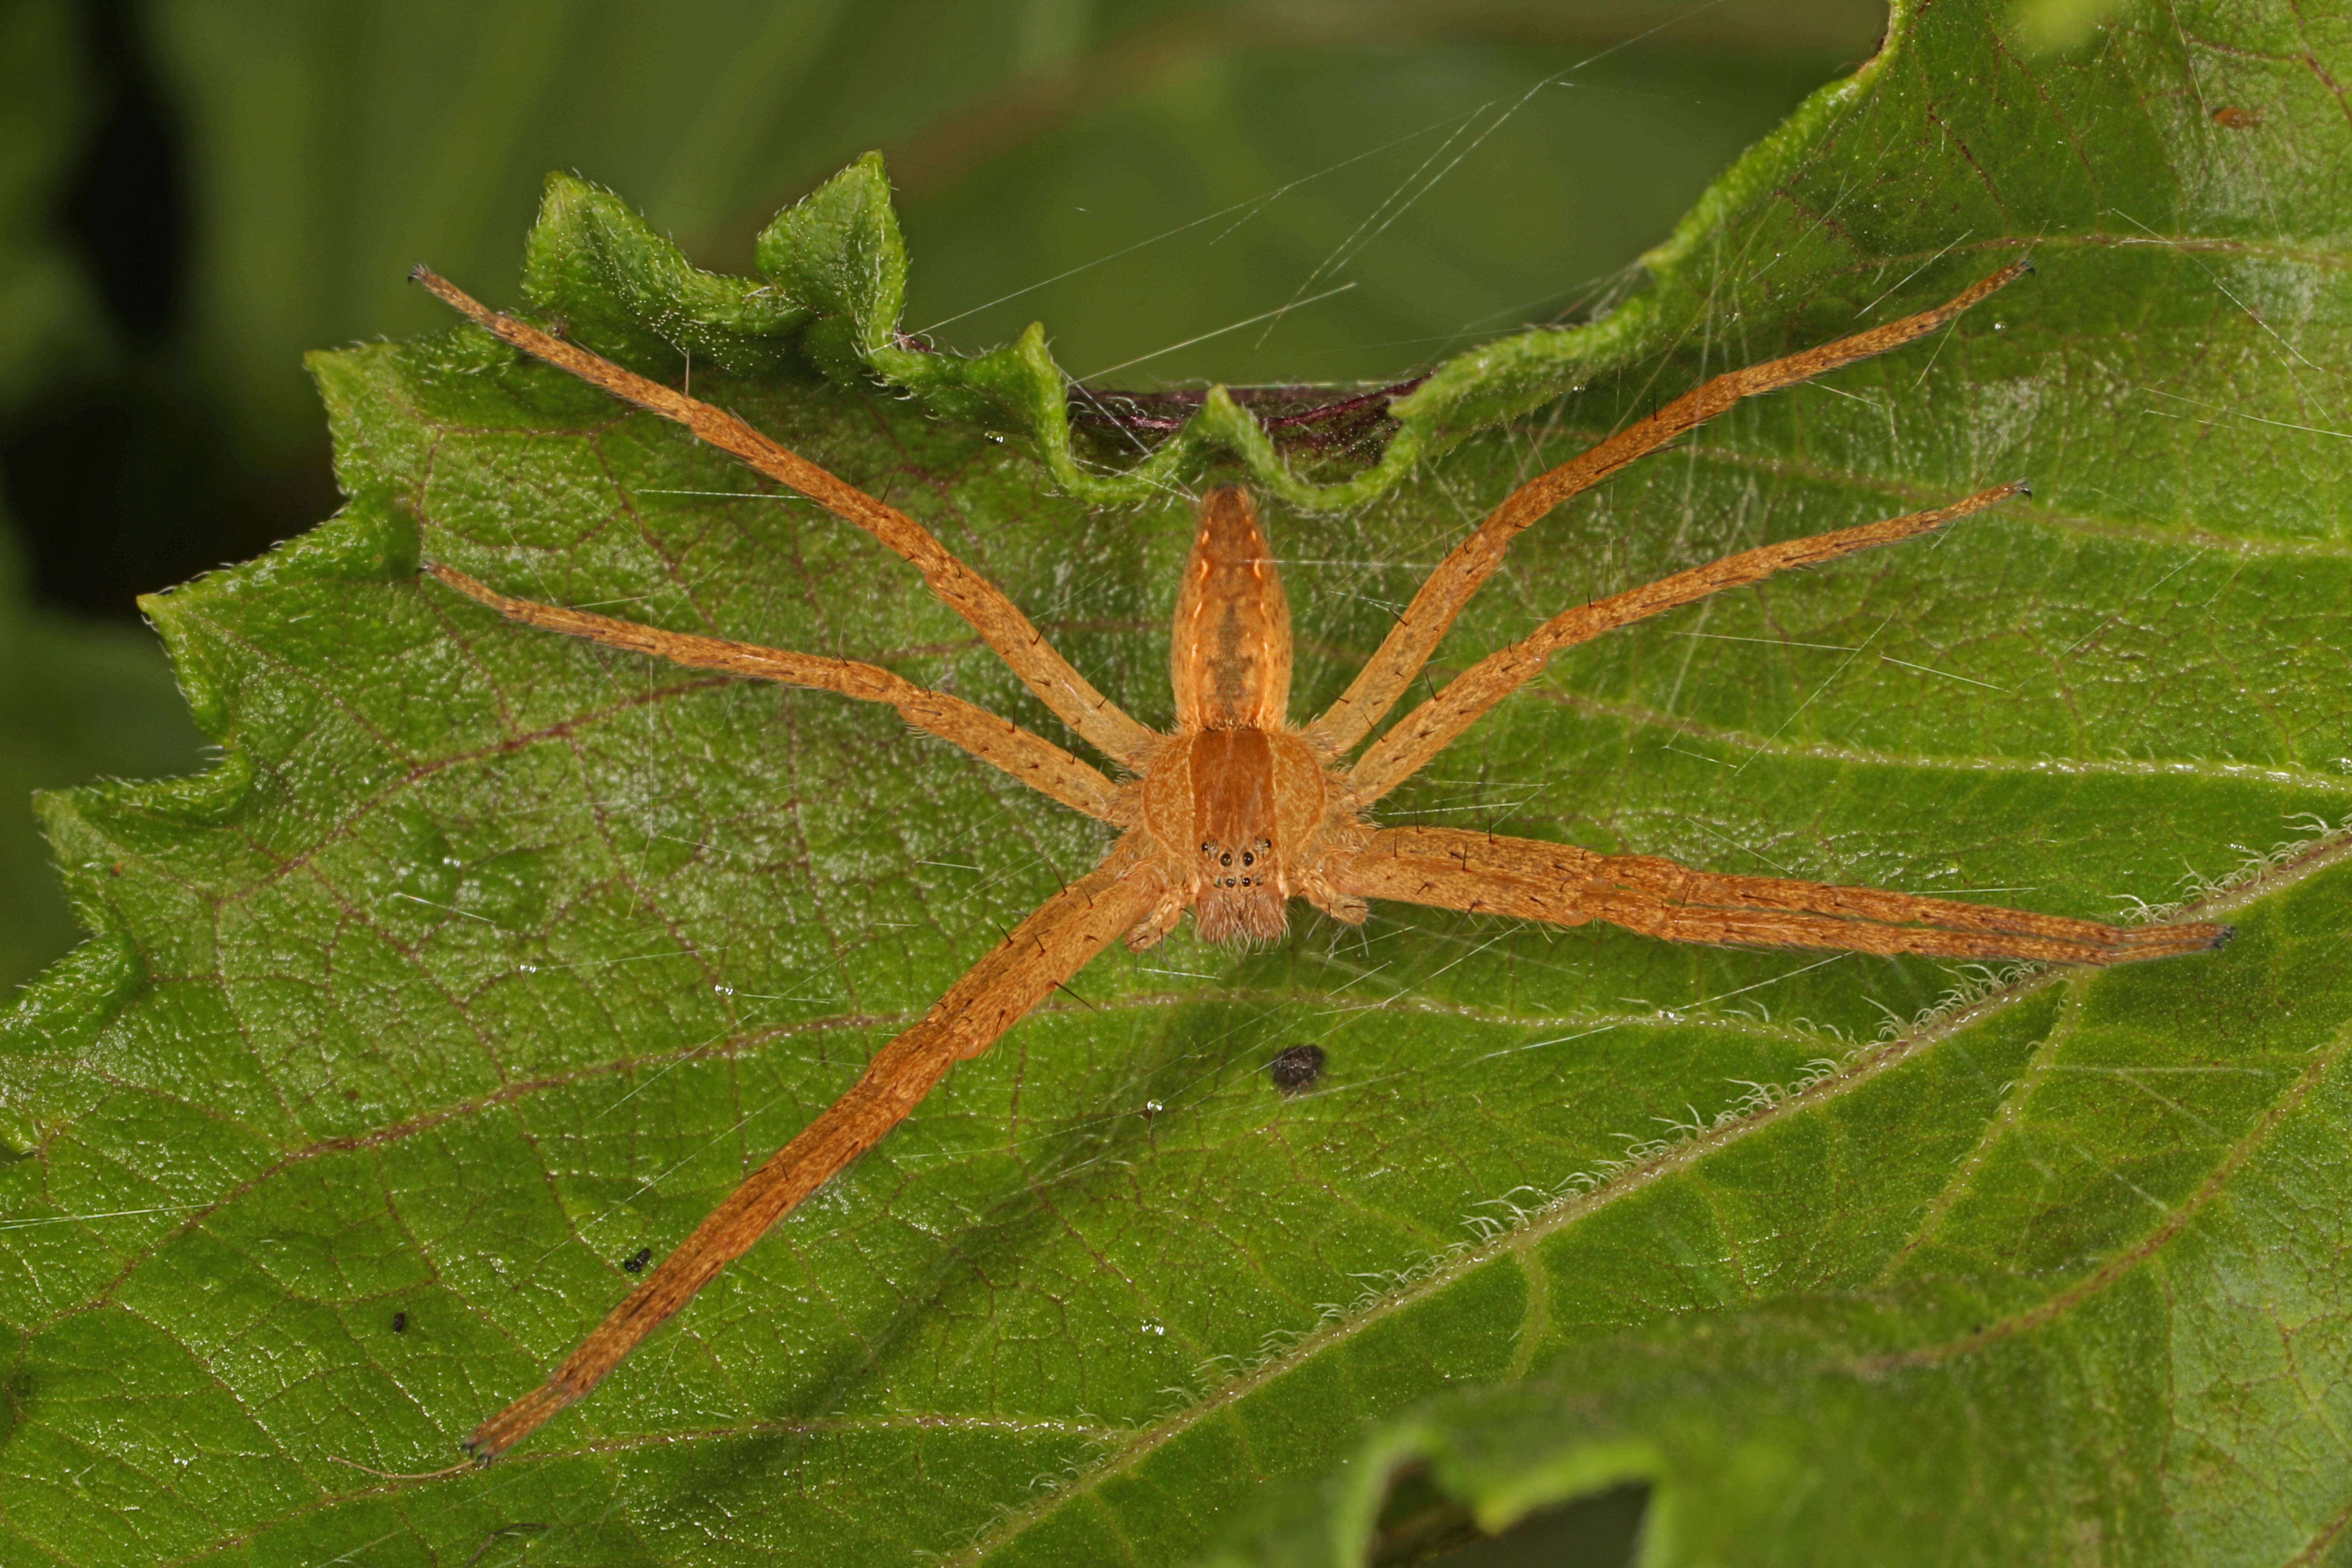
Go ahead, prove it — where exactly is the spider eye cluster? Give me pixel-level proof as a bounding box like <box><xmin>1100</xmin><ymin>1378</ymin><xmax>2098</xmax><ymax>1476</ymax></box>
<box><xmin>1199</xmin><ymin>836</ymin><xmax>1277</xmax><ymax>889</ymax></box>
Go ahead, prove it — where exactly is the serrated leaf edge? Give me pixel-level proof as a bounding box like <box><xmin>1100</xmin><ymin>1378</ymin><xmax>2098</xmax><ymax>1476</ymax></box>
<box><xmin>491</xmin><ymin>7</ymin><xmax>1904</xmax><ymax>512</ymax></box>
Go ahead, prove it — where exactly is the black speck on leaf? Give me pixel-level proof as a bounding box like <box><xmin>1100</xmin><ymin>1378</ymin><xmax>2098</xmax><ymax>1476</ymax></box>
<box><xmin>1270</xmin><ymin>1045</ymin><xmax>1326</xmax><ymax>1095</ymax></box>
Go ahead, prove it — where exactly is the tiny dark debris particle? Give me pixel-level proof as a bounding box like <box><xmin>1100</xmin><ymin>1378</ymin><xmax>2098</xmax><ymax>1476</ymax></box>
<box><xmin>622</xmin><ymin>1247</ymin><xmax>652</xmax><ymax>1274</ymax></box>
<box><xmin>391</xmin><ymin>1311</ymin><xmax>406</xmax><ymax>1333</ymax></box>
<box><xmin>1269</xmin><ymin>1044</ymin><xmax>1326</xmax><ymax>1095</ymax></box>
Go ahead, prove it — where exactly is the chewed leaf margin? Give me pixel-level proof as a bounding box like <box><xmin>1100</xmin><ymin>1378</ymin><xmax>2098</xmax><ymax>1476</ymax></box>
<box><xmin>511</xmin><ymin>17</ymin><xmax>1897</xmax><ymax>512</ymax></box>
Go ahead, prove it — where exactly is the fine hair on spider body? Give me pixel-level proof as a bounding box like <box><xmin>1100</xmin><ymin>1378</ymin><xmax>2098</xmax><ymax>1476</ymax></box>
<box><xmin>409</xmin><ymin>259</ymin><xmax>2231</xmax><ymax>1461</ymax></box>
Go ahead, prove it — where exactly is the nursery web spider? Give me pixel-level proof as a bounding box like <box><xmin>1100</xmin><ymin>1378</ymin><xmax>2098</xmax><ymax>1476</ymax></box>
<box><xmin>411</xmin><ymin>259</ymin><xmax>2228</xmax><ymax>1460</ymax></box>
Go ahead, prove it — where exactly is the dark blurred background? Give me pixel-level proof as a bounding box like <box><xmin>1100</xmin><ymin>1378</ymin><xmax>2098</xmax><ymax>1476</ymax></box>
<box><xmin>0</xmin><ymin>0</ymin><xmax>1876</xmax><ymax>981</ymax></box>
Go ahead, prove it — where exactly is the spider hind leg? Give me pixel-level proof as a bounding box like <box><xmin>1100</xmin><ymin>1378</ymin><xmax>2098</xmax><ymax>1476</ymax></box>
<box><xmin>1336</xmin><ymin>827</ymin><xmax>2233</xmax><ymax>966</ymax></box>
<box><xmin>462</xmin><ymin>836</ymin><xmax>1166</xmax><ymax>1460</ymax></box>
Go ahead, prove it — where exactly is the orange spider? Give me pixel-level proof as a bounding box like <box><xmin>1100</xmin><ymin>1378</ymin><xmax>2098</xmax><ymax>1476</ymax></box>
<box><xmin>410</xmin><ymin>260</ymin><xmax>2228</xmax><ymax>1460</ymax></box>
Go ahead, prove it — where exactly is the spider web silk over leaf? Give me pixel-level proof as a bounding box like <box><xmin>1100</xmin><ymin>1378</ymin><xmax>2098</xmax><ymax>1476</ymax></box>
<box><xmin>3</xmin><ymin>1</ymin><xmax>2351</xmax><ymax>1564</ymax></box>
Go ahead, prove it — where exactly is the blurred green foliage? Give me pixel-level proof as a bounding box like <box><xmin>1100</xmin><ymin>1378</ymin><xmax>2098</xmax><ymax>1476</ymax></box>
<box><xmin>146</xmin><ymin>0</ymin><xmax>1873</xmax><ymax>457</ymax></box>
<box><xmin>0</xmin><ymin>1</ymin><xmax>108</xmax><ymax>407</ymax></box>
<box><xmin>0</xmin><ymin>3</ymin><xmax>202</xmax><ymax>993</ymax></box>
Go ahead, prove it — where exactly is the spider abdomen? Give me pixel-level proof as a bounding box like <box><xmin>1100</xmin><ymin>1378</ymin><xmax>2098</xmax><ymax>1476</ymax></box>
<box><xmin>1171</xmin><ymin>486</ymin><xmax>1291</xmax><ymax>731</ymax></box>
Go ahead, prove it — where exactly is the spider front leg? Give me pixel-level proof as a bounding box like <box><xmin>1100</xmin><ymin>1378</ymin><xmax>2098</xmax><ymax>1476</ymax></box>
<box><xmin>412</xmin><ymin>268</ymin><xmax>1156</xmax><ymax>768</ymax></box>
<box><xmin>1349</xmin><ymin>483</ymin><xmax>2025</xmax><ymax>805</ymax></box>
<box><xmin>426</xmin><ymin>564</ymin><xmax>1126</xmax><ymax>823</ymax></box>
<box><xmin>1338</xmin><ymin>827</ymin><xmax>2231</xmax><ymax>964</ymax></box>
<box><xmin>1306</xmin><ymin>260</ymin><xmax>2029</xmax><ymax>755</ymax></box>
<box><xmin>464</xmin><ymin>835</ymin><xmax>1166</xmax><ymax>1462</ymax></box>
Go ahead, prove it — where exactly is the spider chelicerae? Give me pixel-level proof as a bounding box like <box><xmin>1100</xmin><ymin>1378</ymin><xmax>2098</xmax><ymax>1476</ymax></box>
<box><xmin>409</xmin><ymin>259</ymin><xmax>2228</xmax><ymax>1460</ymax></box>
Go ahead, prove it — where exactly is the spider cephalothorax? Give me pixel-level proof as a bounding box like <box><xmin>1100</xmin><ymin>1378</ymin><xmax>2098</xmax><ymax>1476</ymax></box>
<box><xmin>410</xmin><ymin>260</ymin><xmax>2228</xmax><ymax>1461</ymax></box>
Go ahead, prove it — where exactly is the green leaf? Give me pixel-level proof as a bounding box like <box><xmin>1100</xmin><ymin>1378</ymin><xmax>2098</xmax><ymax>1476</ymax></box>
<box><xmin>4</xmin><ymin>3</ymin><xmax>2349</xmax><ymax>1567</ymax></box>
